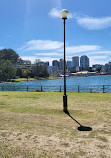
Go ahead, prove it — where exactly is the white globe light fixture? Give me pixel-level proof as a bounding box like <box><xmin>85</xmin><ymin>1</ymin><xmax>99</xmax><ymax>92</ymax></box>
<box><xmin>60</xmin><ymin>9</ymin><xmax>69</xmax><ymax>19</ymax></box>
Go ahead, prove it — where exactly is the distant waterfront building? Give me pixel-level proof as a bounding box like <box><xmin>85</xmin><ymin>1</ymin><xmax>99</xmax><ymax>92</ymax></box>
<box><xmin>23</xmin><ymin>60</ymin><xmax>31</xmax><ymax>65</ymax></box>
<box><xmin>47</xmin><ymin>66</ymin><xmax>58</xmax><ymax>74</ymax></box>
<box><xmin>104</xmin><ymin>63</ymin><xmax>109</xmax><ymax>72</ymax></box>
<box><xmin>92</xmin><ymin>64</ymin><xmax>104</xmax><ymax>72</ymax></box>
<box><xmin>34</xmin><ymin>59</ymin><xmax>44</xmax><ymax>65</ymax></box>
<box><xmin>92</xmin><ymin>64</ymin><xmax>103</xmax><ymax>69</ymax></box>
<box><xmin>71</xmin><ymin>56</ymin><xmax>79</xmax><ymax>72</ymax></box>
<box><xmin>14</xmin><ymin>64</ymin><xmax>33</xmax><ymax>70</ymax></box>
<box><xmin>17</xmin><ymin>59</ymin><xmax>31</xmax><ymax>65</ymax></box>
<box><xmin>67</xmin><ymin>61</ymin><xmax>72</xmax><ymax>70</ymax></box>
<box><xmin>80</xmin><ymin>55</ymin><xmax>89</xmax><ymax>70</ymax></box>
<box><xmin>14</xmin><ymin>59</ymin><xmax>32</xmax><ymax>70</ymax></box>
<box><xmin>39</xmin><ymin>61</ymin><xmax>44</xmax><ymax>65</ymax></box>
<box><xmin>72</xmin><ymin>56</ymin><xmax>79</xmax><ymax>67</ymax></box>
<box><xmin>70</xmin><ymin>66</ymin><xmax>79</xmax><ymax>73</ymax></box>
<box><xmin>59</xmin><ymin>59</ymin><xmax>64</xmax><ymax>71</ymax></box>
<box><xmin>52</xmin><ymin>60</ymin><xmax>59</xmax><ymax>68</ymax></box>
<box><xmin>44</xmin><ymin>61</ymin><xmax>49</xmax><ymax>66</ymax></box>
<box><xmin>106</xmin><ymin>61</ymin><xmax>111</xmax><ymax>74</ymax></box>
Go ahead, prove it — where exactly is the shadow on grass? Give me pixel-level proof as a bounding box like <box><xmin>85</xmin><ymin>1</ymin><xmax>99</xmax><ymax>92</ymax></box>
<box><xmin>65</xmin><ymin>111</ymin><xmax>92</xmax><ymax>131</ymax></box>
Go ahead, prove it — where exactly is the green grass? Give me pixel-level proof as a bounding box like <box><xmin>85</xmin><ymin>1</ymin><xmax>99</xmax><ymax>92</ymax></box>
<box><xmin>0</xmin><ymin>92</ymin><xmax>111</xmax><ymax>157</ymax></box>
<box><xmin>11</xmin><ymin>76</ymin><xmax>67</xmax><ymax>82</ymax></box>
<box><xmin>10</xmin><ymin>78</ymin><xmax>37</xmax><ymax>82</ymax></box>
<box><xmin>11</xmin><ymin>77</ymin><xmax>62</xmax><ymax>82</ymax></box>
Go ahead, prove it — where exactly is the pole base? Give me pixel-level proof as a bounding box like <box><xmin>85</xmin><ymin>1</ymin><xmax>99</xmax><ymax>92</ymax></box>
<box><xmin>78</xmin><ymin>125</ymin><xmax>92</xmax><ymax>131</ymax></box>
<box><xmin>63</xmin><ymin>95</ymin><xmax>68</xmax><ymax>113</ymax></box>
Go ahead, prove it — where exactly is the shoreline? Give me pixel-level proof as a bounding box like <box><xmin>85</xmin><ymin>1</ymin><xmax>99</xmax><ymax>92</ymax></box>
<box><xmin>0</xmin><ymin>74</ymin><xmax>111</xmax><ymax>84</ymax></box>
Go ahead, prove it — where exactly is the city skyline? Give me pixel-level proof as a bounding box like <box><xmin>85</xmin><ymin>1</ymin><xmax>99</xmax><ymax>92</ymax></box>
<box><xmin>17</xmin><ymin>54</ymin><xmax>110</xmax><ymax>68</ymax></box>
<box><xmin>0</xmin><ymin>0</ymin><xmax>111</xmax><ymax>66</ymax></box>
<box><xmin>14</xmin><ymin>55</ymin><xmax>111</xmax><ymax>75</ymax></box>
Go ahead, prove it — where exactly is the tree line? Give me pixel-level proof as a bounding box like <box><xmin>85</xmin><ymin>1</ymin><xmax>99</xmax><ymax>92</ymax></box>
<box><xmin>0</xmin><ymin>49</ymin><xmax>49</xmax><ymax>81</ymax></box>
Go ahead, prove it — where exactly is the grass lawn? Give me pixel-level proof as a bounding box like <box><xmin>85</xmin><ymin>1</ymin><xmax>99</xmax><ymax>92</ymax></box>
<box><xmin>10</xmin><ymin>77</ymin><xmax>62</xmax><ymax>82</ymax></box>
<box><xmin>10</xmin><ymin>78</ymin><xmax>37</xmax><ymax>82</ymax></box>
<box><xmin>0</xmin><ymin>92</ymin><xmax>111</xmax><ymax>157</ymax></box>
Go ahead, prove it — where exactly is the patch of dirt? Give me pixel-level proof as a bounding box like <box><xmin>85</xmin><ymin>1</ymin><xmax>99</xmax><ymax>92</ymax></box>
<box><xmin>0</xmin><ymin>127</ymin><xmax>111</xmax><ymax>158</ymax></box>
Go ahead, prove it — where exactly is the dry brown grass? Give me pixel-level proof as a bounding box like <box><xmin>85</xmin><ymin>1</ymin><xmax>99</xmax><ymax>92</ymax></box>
<box><xmin>0</xmin><ymin>91</ymin><xmax>111</xmax><ymax>157</ymax></box>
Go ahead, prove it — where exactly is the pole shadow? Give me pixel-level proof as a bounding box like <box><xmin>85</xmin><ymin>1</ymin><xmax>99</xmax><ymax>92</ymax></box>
<box><xmin>65</xmin><ymin>111</ymin><xmax>92</xmax><ymax>131</ymax></box>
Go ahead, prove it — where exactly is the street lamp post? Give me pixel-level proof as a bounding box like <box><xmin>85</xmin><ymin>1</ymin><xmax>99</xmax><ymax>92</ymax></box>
<box><xmin>60</xmin><ymin>9</ymin><xmax>69</xmax><ymax>114</ymax></box>
<box><xmin>60</xmin><ymin>10</ymin><xmax>92</xmax><ymax>132</ymax></box>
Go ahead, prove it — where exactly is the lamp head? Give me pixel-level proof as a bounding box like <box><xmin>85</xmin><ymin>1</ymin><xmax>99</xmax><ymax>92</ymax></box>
<box><xmin>60</xmin><ymin>9</ymin><xmax>69</xmax><ymax>19</ymax></box>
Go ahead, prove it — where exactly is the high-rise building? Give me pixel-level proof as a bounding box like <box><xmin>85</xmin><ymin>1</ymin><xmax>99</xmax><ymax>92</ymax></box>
<box><xmin>67</xmin><ymin>61</ymin><xmax>72</xmax><ymax>70</ymax></box>
<box><xmin>52</xmin><ymin>60</ymin><xmax>59</xmax><ymax>68</ymax></box>
<box><xmin>80</xmin><ymin>55</ymin><xmax>89</xmax><ymax>70</ymax></box>
<box><xmin>47</xmin><ymin>66</ymin><xmax>58</xmax><ymax>74</ymax></box>
<box><xmin>71</xmin><ymin>56</ymin><xmax>79</xmax><ymax>72</ymax></box>
<box><xmin>72</xmin><ymin>56</ymin><xmax>79</xmax><ymax>67</ymax></box>
<box><xmin>59</xmin><ymin>59</ymin><xmax>64</xmax><ymax>71</ymax></box>
<box><xmin>106</xmin><ymin>62</ymin><xmax>111</xmax><ymax>73</ymax></box>
<box><xmin>44</xmin><ymin>61</ymin><xmax>49</xmax><ymax>66</ymax></box>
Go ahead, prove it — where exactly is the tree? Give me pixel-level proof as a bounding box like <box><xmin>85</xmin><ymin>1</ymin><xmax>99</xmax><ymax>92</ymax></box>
<box><xmin>33</xmin><ymin>64</ymin><xmax>49</xmax><ymax>78</ymax></box>
<box><xmin>1</xmin><ymin>60</ymin><xmax>16</xmax><ymax>81</ymax></box>
<box><xmin>0</xmin><ymin>69</ymin><xmax>3</xmax><ymax>81</ymax></box>
<box><xmin>16</xmin><ymin>68</ymin><xmax>23</xmax><ymax>78</ymax></box>
<box><xmin>87</xmin><ymin>67</ymin><xmax>94</xmax><ymax>72</ymax></box>
<box><xmin>96</xmin><ymin>67</ymin><xmax>102</xmax><ymax>73</ymax></box>
<box><xmin>22</xmin><ymin>70</ymin><xmax>32</xmax><ymax>78</ymax></box>
<box><xmin>0</xmin><ymin>49</ymin><xmax>19</xmax><ymax>64</ymax></box>
<box><xmin>34</xmin><ymin>59</ymin><xmax>41</xmax><ymax>64</ymax></box>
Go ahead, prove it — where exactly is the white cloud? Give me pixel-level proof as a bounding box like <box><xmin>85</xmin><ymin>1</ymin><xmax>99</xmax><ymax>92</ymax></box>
<box><xmin>38</xmin><ymin>57</ymin><xmax>60</xmax><ymax>65</ymax></box>
<box><xmin>21</xmin><ymin>56</ymin><xmax>60</xmax><ymax>65</ymax></box>
<box><xmin>21</xmin><ymin>56</ymin><xmax>37</xmax><ymax>63</ymax></box>
<box><xmin>86</xmin><ymin>51</ymin><xmax>111</xmax><ymax>55</ymax></box>
<box><xmin>90</xmin><ymin>60</ymin><xmax>108</xmax><ymax>66</ymax></box>
<box><xmin>19</xmin><ymin>40</ymin><xmax>63</xmax><ymax>52</ymax></box>
<box><xmin>21</xmin><ymin>54</ymin><xmax>109</xmax><ymax>66</ymax></box>
<box><xmin>34</xmin><ymin>52</ymin><xmax>62</xmax><ymax>56</ymax></box>
<box><xmin>49</xmin><ymin>8</ymin><xmax>111</xmax><ymax>30</ymax></box>
<box><xmin>49</xmin><ymin>8</ymin><xmax>60</xmax><ymax>18</ymax></box>
<box><xmin>76</xmin><ymin>16</ymin><xmax>111</xmax><ymax>30</ymax></box>
<box><xmin>49</xmin><ymin>8</ymin><xmax>74</xmax><ymax>19</ymax></box>
<box><xmin>58</xmin><ymin>45</ymin><xmax>101</xmax><ymax>54</ymax></box>
<box><xmin>90</xmin><ymin>56</ymin><xmax>108</xmax><ymax>60</ymax></box>
<box><xmin>19</xmin><ymin>39</ymin><xmax>111</xmax><ymax>66</ymax></box>
<box><xmin>89</xmin><ymin>55</ymin><xmax>109</xmax><ymax>66</ymax></box>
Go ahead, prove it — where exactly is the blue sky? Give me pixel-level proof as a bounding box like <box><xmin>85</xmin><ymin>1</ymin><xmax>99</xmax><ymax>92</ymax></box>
<box><xmin>1</xmin><ymin>0</ymin><xmax>111</xmax><ymax>66</ymax></box>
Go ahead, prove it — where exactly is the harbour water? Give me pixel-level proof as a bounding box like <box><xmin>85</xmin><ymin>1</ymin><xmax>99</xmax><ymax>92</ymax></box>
<box><xmin>0</xmin><ymin>75</ymin><xmax>111</xmax><ymax>92</ymax></box>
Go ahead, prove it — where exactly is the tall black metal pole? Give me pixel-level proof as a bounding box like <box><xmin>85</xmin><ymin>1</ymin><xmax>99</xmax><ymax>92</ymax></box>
<box><xmin>63</xmin><ymin>18</ymin><xmax>68</xmax><ymax>113</ymax></box>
